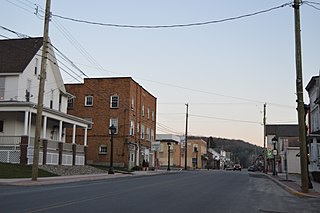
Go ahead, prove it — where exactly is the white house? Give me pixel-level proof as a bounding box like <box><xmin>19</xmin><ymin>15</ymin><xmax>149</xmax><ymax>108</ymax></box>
<box><xmin>0</xmin><ymin>37</ymin><xmax>90</xmax><ymax>165</ymax></box>
<box><xmin>306</xmin><ymin>75</ymin><xmax>320</xmax><ymax>173</ymax></box>
<box><xmin>265</xmin><ymin>125</ymin><xmax>301</xmax><ymax>174</ymax></box>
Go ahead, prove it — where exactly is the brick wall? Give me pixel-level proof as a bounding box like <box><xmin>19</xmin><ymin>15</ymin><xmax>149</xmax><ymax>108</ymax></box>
<box><xmin>65</xmin><ymin>77</ymin><xmax>156</xmax><ymax>168</ymax></box>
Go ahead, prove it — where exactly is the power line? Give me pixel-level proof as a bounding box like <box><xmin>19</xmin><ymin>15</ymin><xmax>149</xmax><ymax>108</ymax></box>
<box><xmin>51</xmin><ymin>2</ymin><xmax>292</xmax><ymax>29</ymax></box>
<box><xmin>189</xmin><ymin>114</ymin><xmax>262</xmax><ymax>125</ymax></box>
<box><xmin>304</xmin><ymin>1</ymin><xmax>320</xmax><ymax>10</ymax></box>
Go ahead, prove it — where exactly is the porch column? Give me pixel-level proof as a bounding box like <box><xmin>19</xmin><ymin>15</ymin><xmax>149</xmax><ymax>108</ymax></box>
<box><xmin>24</xmin><ymin>111</ymin><xmax>29</xmax><ymax>135</ymax></box>
<box><xmin>84</xmin><ymin>127</ymin><xmax>88</xmax><ymax>146</ymax></box>
<box><xmin>20</xmin><ymin>136</ymin><xmax>28</xmax><ymax>165</ymax></box>
<box><xmin>59</xmin><ymin>120</ymin><xmax>63</xmax><ymax>142</ymax></box>
<box><xmin>42</xmin><ymin>116</ymin><xmax>47</xmax><ymax>139</ymax></box>
<box><xmin>42</xmin><ymin>139</ymin><xmax>48</xmax><ymax>165</ymax></box>
<box><xmin>58</xmin><ymin>142</ymin><xmax>63</xmax><ymax>165</ymax></box>
<box><xmin>72</xmin><ymin>124</ymin><xmax>76</xmax><ymax>144</ymax></box>
<box><xmin>72</xmin><ymin>144</ymin><xmax>76</xmax><ymax>165</ymax></box>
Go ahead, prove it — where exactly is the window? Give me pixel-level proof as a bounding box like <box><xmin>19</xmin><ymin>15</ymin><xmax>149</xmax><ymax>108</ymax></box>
<box><xmin>131</xmin><ymin>96</ymin><xmax>134</xmax><ymax>110</ymax></box>
<box><xmin>110</xmin><ymin>118</ymin><xmax>118</xmax><ymax>134</ymax></box>
<box><xmin>130</xmin><ymin>120</ymin><xmax>134</xmax><ymax>136</ymax></box>
<box><xmin>137</xmin><ymin>122</ymin><xmax>140</xmax><ymax>133</ymax></box>
<box><xmin>147</xmin><ymin>107</ymin><xmax>150</xmax><ymax>119</ymax></box>
<box><xmin>146</xmin><ymin>127</ymin><xmax>150</xmax><ymax>141</ymax></box>
<box><xmin>151</xmin><ymin>129</ymin><xmax>154</xmax><ymax>142</ymax></box>
<box><xmin>0</xmin><ymin>77</ymin><xmax>5</xmax><ymax>100</ymax></box>
<box><xmin>85</xmin><ymin>96</ymin><xmax>93</xmax><ymax>106</ymax></box>
<box><xmin>99</xmin><ymin>145</ymin><xmax>107</xmax><ymax>154</ymax></box>
<box><xmin>110</xmin><ymin>95</ymin><xmax>119</xmax><ymax>108</ymax></box>
<box><xmin>193</xmin><ymin>145</ymin><xmax>198</xmax><ymax>152</ymax></box>
<box><xmin>152</xmin><ymin>111</ymin><xmax>155</xmax><ymax>121</ymax></box>
<box><xmin>84</xmin><ymin>118</ymin><xmax>93</xmax><ymax>129</ymax></box>
<box><xmin>34</xmin><ymin>58</ymin><xmax>39</xmax><ymax>75</ymax></box>
<box><xmin>142</xmin><ymin>105</ymin><xmax>145</xmax><ymax>117</ymax></box>
<box><xmin>68</xmin><ymin>97</ymin><xmax>74</xmax><ymax>109</ymax></box>
<box><xmin>26</xmin><ymin>79</ymin><xmax>32</xmax><ymax>102</ymax></box>
<box><xmin>0</xmin><ymin>120</ymin><xmax>3</xmax><ymax>132</ymax></box>
<box><xmin>141</xmin><ymin>124</ymin><xmax>145</xmax><ymax>139</ymax></box>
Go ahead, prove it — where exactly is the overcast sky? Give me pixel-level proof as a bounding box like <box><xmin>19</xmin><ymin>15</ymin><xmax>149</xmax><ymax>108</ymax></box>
<box><xmin>1</xmin><ymin>0</ymin><xmax>320</xmax><ymax>146</ymax></box>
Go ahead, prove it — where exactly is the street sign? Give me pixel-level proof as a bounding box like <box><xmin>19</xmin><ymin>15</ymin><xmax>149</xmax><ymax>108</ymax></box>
<box><xmin>272</xmin><ymin>149</ymin><xmax>278</xmax><ymax>156</ymax></box>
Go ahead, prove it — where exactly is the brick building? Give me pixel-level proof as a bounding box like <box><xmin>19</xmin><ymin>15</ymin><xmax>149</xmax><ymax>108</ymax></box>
<box><xmin>65</xmin><ymin>77</ymin><xmax>157</xmax><ymax>169</ymax></box>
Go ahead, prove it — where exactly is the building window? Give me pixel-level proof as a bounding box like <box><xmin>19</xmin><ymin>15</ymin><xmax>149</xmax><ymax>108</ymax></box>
<box><xmin>147</xmin><ymin>107</ymin><xmax>150</xmax><ymax>119</ymax></box>
<box><xmin>130</xmin><ymin>120</ymin><xmax>134</xmax><ymax>136</ymax></box>
<box><xmin>0</xmin><ymin>77</ymin><xmax>5</xmax><ymax>100</ymax></box>
<box><xmin>152</xmin><ymin>111</ymin><xmax>155</xmax><ymax>121</ymax></box>
<box><xmin>68</xmin><ymin>97</ymin><xmax>74</xmax><ymax>109</ymax></box>
<box><xmin>0</xmin><ymin>120</ymin><xmax>3</xmax><ymax>132</ymax></box>
<box><xmin>110</xmin><ymin>95</ymin><xmax>119</xmax><ymax>108</ymax></box>
<box><xmin>146</xmin><ymin>127</ymin><xmax>150</xmax><ymax>141</ymax></box>
<box><xmin>85</xmin><ymin>95</ymin><xmax>93</xmax><ymax>106</ymax></box>
<box><xmin>110</xmin><ymin>118</ymin><xmax>118</xmax><ymax>134</ymax></box>
<box><xmin>84</xmin><ymin>118</ymin><xmax>93</xmax><ymax>130</ymax></box>
<box><xmin>151</xmin><ymin>129</ymin><xmax>154</xmax><ymax>142</ymax></box>
<box><xmin>193</xmin><ymin>145</ymin><xmax>198</xmax><ymax>152</ymax></box>
<box><xmin>99</xmin><ymin>145</ymin><xmax>107</xmax><ymax>155</ymax></box>
<box><xmin>142</xmin><ymin>105</ymin><xmax>145</xmax><ymax>117</ymax></box>
<box><xmin>141</xmin><ymin>124</ymin><xmax>145</xmax><ymax>139</ymax></box>
<box><xmin>34</xmin><ymin>58</ymin><xmax>39</xmax><ymax>75</ymax></box>
<box><xmin>131</xmin><ymin>96</ymin><xmax>134</xmax><ymax>110</ymax></box>
<box><xmin>137</xmin><ymin>122</ymin><xmax>140</xmax><ymax>133</ymax></box>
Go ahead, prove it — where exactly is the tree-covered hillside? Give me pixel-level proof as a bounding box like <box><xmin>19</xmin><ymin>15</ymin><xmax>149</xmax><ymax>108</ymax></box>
<box><xmin>190</xmin><ymin>136</ymin><xmax>263</xmax><ymax>168</ymax></box>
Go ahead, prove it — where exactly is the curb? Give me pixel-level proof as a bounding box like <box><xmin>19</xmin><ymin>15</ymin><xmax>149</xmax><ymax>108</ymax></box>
<box><xmin>0</xmin><ymin>170</ymin><xmax>181</xmax><ymax>186</ymax></box>
<box><xmin>263</xmin><ymin>173</ymin><xmax>319</xmax><ymax>198</ymax></box>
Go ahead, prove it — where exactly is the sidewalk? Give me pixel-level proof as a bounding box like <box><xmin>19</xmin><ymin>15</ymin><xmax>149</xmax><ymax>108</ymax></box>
<box><xmin>265</xmin><ymin>172</ymin><xmax>320</xmax><ymax>198</ymax></box>
<box><xmin>0</xmin><ymin>169</ymin><xmax>176</xmax><ymax>186</ymax></box>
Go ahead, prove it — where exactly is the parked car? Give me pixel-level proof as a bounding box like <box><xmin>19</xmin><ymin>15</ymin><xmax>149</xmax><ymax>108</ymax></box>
<box><xmin>233</xmin><ymin>164</ymin><xmax>242</xmax><ymax>171</ymax></box>
<box><xmin>248</xmin><ymin>165</ymin><xmax>255</xmax><ymax>172</ymax></box>
<box><xmin>225</xmin><ymin>166</ymin><xmax>233</xmax><ymax>171</ymax></box>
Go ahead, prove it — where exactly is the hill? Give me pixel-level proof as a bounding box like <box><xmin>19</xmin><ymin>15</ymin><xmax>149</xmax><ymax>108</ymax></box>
<box><xmin>190</xmin><ymin>136</ymin><xmax>263</xmax><ymax>168</ymax></box>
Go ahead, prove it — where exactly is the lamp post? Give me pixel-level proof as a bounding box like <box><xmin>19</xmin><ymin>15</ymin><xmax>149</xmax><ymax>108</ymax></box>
<box><xmin>272</xmin><ymin>136</ymin><xmax>278</xmax><ymax>176</ymax></box>
<box><xmin>167</xmin><ymin>142</ymin><xmax>171</xmax><ymax>171</ymax></box>
<box><xmin>108</xmin><ymin>124</ymin><xmax>116</xmax><ymax>174</ymax></box>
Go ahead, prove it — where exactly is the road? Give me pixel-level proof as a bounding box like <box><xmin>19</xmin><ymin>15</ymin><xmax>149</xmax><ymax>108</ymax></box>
<box><xmin>1</xmin><ymin>170</ymin><xmax>319</xmax><ymax>213</ymax></box>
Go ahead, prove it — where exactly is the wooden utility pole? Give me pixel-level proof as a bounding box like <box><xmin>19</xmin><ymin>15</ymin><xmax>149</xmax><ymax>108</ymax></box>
<box><xmin>263</xmin><ymin>103</ymin><xmax>267</xmax><ymax>174</ymax></box>
<box><xmin>31</xmin><ymin>0</ymin><xmax>51</xmax><ymax>181</ymax></box>
<box><xmin>184</xmin><ymin>103</ymin><xmax>189</xmax><ymax>170</ymax></box>
<box><xmin>293</xmin><ymin>0</ymin><xmax>309</xmax><ymax>193</ymax></box>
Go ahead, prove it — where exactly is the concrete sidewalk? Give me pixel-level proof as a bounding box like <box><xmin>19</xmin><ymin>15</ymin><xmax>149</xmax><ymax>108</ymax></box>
<box><xmin>265</xmin><ymin>172</ymin><xmax>320</xmax><ymax>198</ymax></box>
<box><xmin>0</xmin><ymin>169</ymin><xmax>177</xmax><ymax>186</ymax></box>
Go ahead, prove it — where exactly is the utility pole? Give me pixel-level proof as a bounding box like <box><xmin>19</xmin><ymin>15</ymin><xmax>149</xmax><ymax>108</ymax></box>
<box><xmin>31</xmin><ymin>0</ymin><xmax>51</xmax><ymax>181</ymax></box>
<box><xmin>184</xmin><ymin>103</ymin><xmax>189</xmax><ymax>170</ymax></box>
<box><xmin>293</xmin><ymin>0</ymin><xmax>308</xmax><ymax>193</ymax></box>
<box><xmin>263</xmin><ymin>103</ymin><xmax>267</xmax><ymax>174</ymax></box>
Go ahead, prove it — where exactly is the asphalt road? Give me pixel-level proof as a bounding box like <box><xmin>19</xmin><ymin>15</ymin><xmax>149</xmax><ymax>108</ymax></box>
<box><xmin>1</xmin><ymin>170</ymin><xmax>320</xmax><ymax>213</ymax></box>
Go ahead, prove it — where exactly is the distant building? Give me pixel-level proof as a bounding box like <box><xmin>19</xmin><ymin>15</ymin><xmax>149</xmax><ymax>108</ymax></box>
<box><xmin>265</xmin><ymin>124</ymin><xmax>300</xmax><ymax>174</ymax></box>
<box><xmin>65</xmin><ymin>77</ymin><xmax>157</xmax><ymax>169</ymax></box>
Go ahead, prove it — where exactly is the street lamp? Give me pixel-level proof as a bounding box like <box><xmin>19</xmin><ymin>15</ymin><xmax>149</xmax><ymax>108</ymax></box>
<box><xmin>272</xmin><ymin>136</ymin><xmax>278</xmax><ymax>176</ymax></box>
<box><xmin>167</xmin><ymin>142</ymin><xmax>171</xmax><ymax>171</ymax></box>
<box><xmin>108</xmin><ymin>124</ymin><xmax>116</xmax><ymax>174</ymax></box>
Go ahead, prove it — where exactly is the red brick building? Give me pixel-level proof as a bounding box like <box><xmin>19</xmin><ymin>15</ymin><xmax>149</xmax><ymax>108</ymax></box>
<box><xmin>65</xmin><ymin>77</ymin><xmax>157</xmax><ymax>169</ymax></box>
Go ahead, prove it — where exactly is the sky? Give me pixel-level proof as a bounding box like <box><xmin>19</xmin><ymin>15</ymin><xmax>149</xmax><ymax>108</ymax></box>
<box><xmin>1</xmin><ymin>0</ymin><xmax>320</xmax><ymax>147</ymax></box>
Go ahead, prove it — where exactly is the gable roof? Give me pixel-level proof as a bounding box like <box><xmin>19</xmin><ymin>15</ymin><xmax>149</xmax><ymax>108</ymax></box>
<box><xmin>0</xmin><ymin>37</ymin><xmax>43</xmax><ymax>74</ymax></box>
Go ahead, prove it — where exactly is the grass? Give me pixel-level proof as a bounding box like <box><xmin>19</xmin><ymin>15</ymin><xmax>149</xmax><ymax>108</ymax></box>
<box><xmin>0</xmin><ymin>162</ymin><xmax>58</xmax><ymax>179</ymax></box>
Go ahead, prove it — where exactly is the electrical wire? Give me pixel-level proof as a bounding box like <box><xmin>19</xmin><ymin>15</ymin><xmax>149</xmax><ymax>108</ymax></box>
<box><xmin>304</xmin><ymin>1</ymin><xmax>320</xmax><ymax>10</ymax></box>
<box><xmin>52</xmin><ymin>2</ymin><xmax>292</xmax><ymax>29</ymax></box>
<box><xmin>189</xmin><ymin>114</ymin><xmax>262</xmax><ymax>125</ymax></box>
